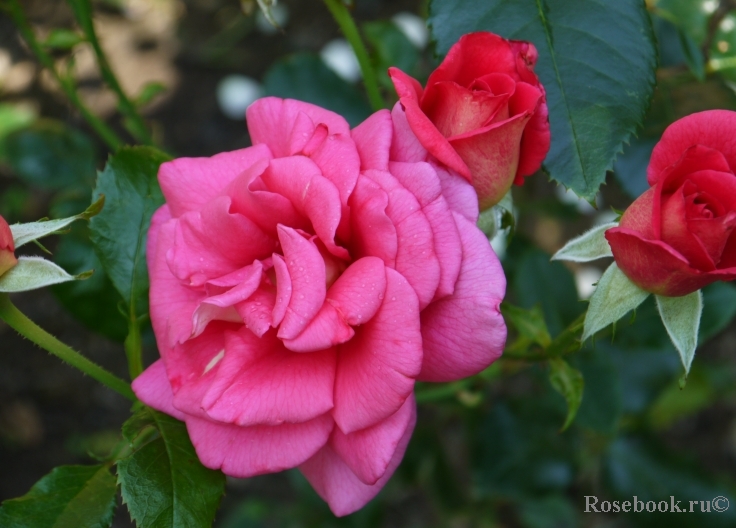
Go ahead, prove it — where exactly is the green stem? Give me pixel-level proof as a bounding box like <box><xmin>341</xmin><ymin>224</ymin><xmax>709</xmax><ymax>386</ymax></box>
<box><xmin>67</xmin><ymin>0</ymin><xmax>154</xmax><ymax>146</ymax></box>
<box><xmin>4</xmin><ymin>0</ymin><xmax>123</xmax><ymax>151</ymax></box>
<box><xmin>322</xmin><ymin>0</ymin><xmax>385</xmax><ymax>111</ymax></box>
<box><xmin>0</xmin><ymin>294</ymin><xmax>136</xmax><ymax>401</ymax></box>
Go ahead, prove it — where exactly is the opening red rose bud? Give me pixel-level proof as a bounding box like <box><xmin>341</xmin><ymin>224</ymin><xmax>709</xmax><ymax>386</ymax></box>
<box><xmin>0</xmin><ymin>214</ymin><xmax>18</xmax><ymax>277</ymax></box>
<box><xmin>132</xmin><ymin>97</ymin><xmax>507</xmax><ymax>516</ymax></box>
<box><xmin>606</xmin><ymin>110</ymin><xmax>736</xmax><ymax>297</ymax></box>
<box><xmin>389</xmin><ymin>31</ymin><xmax>550</xmax><ymax>210</ymax></box>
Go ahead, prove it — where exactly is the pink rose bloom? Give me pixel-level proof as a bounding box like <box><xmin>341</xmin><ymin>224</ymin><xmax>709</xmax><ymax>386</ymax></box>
<box><xmin>132</xmin><ymin>98</ymin><xmax>506</xmax><ymax>515</ymax></box>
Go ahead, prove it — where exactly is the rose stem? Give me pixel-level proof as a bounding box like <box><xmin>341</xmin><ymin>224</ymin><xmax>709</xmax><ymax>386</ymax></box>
<box><xmin>0</xmin><ymin>294</ymin><xmax>137</xmax><ymax>401</ymax></box>
<box><xmin>66</xmin><ymin>0</ymin><xmax>155</xmax><ymax>146</ymax></box>
<box><xmin>322</xmin><ymin>0</ymin><xmax>386</xmax><ymax>112</ymax></box>
<box><xmin>4</xmin><ymin>0</ymin><xmax>124</xmax><ymax>151</ymax></box>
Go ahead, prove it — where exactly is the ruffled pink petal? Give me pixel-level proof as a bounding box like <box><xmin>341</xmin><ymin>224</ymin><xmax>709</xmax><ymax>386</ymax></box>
<box><xmin>390</xmin><ymin>102</ymin><xmax>428</xmax><ymax>163</ymax></box>
<box><xmin>418</xmin><ymin>213</ymin><xmax>506</xmax><ymax>382</ymax></box>
<box><xmin>147</xmin><ymin>208</ymin><xmax>201</xmax><ymax>348</ymax></box>
<box><xmin>167</xmin><ymin>322</ymin><xmax>231</xmax><ymax>418</ymax></box>
<box><xmin>247</xmin><ymin>97</ymin><xmax>351</xmax><ymax>157</ymax></box>
<box><xmin>331</xmin><ymin>394</ymin><xmax>415</xmax><ymax>485</ymax></box>
<box><xmin>191</xmin><ymin>261</ymin><xmax>263</xmax><ymax>338</ymax></box>
<box><xmin>352</xmin><ymin>110</ymin><xmax>393</xmax><ymax>171</ymax></box>
<box><xmin>282</xmin><ymin>303</ymin><xmax>354</xmax><ymax>352</ymax></box>
<box><xmin>229</xmin><ymin>168</ymin><xmax>311</xmax><ymax>237</ymax></box>
<box><xmin>132</xmin><ymin>359</ymin><xmax>187</xmax><ymax>421</ymax></box>
<box><xmin>648</xmin><ymin>110</ymin><xmax>736</xmax><ymax>185</ymax></box>
<box><xmin>389</xmin><ymin>68</ymin><xmax>471</xmax><ymax>180</ymax></box>
<box><xmin>327</xmin><ymin>256</ymin><xmax>386</xmax><ymax>326</ymax></box>
<box><xmin>433</xmin><ymin>162</ymin><xmax>480</xmax><ymax>223</ymax></box>
<box><xmin>261</xmin><ymin>157</ymin><xmax>347</xmax><ymax>259</ymax></box>
<box><xmin>236</xmin><ymin>286</ymin><xmax>276</xmax><ymax>337</ymax></box>
<box><xmin>348</xmin><ymin>176</ymin><xmax>398</xmax><ymax>266</ymax></box>
<box><xmin>389</xmin><ymin>161</ymin><xmax>462</xmax><ymax>299</ymax></box>
<box><xmin>271</xmin><ymin>254</ymin><xmax>291</xmax><ymax>327</ymax></box>
<box><xmin>167</xmin><ymin>196</ymin><xmax>275</xmax><ymax>286</ymax></box>
<box><xmin>299</xmin><ymin>397</ymin><xmax>415</xmax><ymax>517</ymax></box>
<box><xmin>364</xmin><ymin>169</ymin><xmax>441</xmax><ymax>309</ymax></box>
<box><xmin>276</xmin><ymin>226</ymin><xmax>327</xmax><ymax>340</ymax></box>
<box><xmin>201</xmin><ymin>329</ymin><xmax>336</xmax><ymax>426</ymax></box>
<box><xmin>186</xmin><ymin>412</ymin><xmax>334</xmax><ymax>478</ymax></box>
<box><xmin>332</xmin><ymin>268</ymin><xmax>422</xmax><ymax>434</ymax></box>
<box><xmin>158</xmin><ymin>144</ymin><xmax>273</xmax><ymax>218</ymax></box>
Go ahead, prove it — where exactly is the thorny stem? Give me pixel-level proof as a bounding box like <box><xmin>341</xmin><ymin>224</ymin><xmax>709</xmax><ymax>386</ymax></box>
<box><xmin>322</xmin><ymin>0</ymin><xmax>385</xmax><ymax>111</ymax></box>
<box><xmin>66</xmin><ymin>0</ymin><xmax>155</xmax><ymax>146</ymax></box>
<box><xmin>0</xmin><ymin>294</ymin><xmax>136</xmax><ymax>401</ymax></box>
<box><xmin>4</xmin><ymin>0</ymin><xmax>124</xmax><ymax>151</ymax></box>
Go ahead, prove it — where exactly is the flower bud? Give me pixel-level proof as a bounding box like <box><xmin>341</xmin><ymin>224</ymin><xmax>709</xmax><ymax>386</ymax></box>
<box><xmin>0</xmin><ymin>215</ymin><xmax>17</xmax><ymax>277</ymax></box>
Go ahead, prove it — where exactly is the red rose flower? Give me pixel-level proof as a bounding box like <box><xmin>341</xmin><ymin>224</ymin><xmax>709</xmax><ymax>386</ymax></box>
<box><xmin>0</xmin><ymin>214</ymin><xmax>17</xmax><ymax>277</ymax></box>
<box><xmin>606</xmin><ymin>110</ymin><xmax>736</xmax><ymax>296</ymax></box>
<box><xmin>389</xmin><ymin>31</ymin><xmax>550</xmax><ymax>209</ymax></box>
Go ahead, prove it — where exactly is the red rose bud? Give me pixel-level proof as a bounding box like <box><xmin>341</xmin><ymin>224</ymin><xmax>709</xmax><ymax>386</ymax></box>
<box><xmin>389</xmin><ymin>31</ymin><xmax>550</xmax><ymax>209</ymax></box>
<box><xmin>606</xmin><ymin>110</ymin><xmax>736</xmax><ymax>296</ymax></box>
<box><xmin>0</xmin><ymin>214</ymin><xmax>17</xmax><ymax>277</ymax></box>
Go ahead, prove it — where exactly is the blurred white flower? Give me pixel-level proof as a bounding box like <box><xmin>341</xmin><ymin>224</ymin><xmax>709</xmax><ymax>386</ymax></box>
<box><xmin>391</xmin><ymin>12</ymin><xmax>429</xmax><ymax>49</ymax></box>
<box><xmin>216</xmin><ymin>75</ymin><xmax>263</xmax><ymax>120</ymax></box>
<box><xmin>320</xmin><ymin>39</ymin><xmax>362</xmax><ymax>83</ymax></box>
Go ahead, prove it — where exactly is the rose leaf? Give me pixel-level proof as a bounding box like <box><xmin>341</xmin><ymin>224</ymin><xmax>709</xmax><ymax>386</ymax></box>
<box><xmin>0</xmin><ymin>464</ymin><xmax>117</xmax><ymax>528</ymax></box>
<box><xmin>548</xmin><ymin>357</ymin><xmax>584</xmax><ymax>431</ymax></box>
<box><xmin>89</xmin><ymin>146</ymin><xmax>171</xmax><ymax>317</ymax></box>
<box><xmin>428</xmin><ymin>0</ymin><xmax>657</xmax><ymax>201</ymax></box>
<box><xmin>117</xmin><ymin>408</ymin><xmax>226</xmax><ymax>528</ymax></box>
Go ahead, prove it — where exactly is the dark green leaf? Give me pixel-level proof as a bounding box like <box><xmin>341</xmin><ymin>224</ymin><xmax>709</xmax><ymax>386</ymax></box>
<box><xmin>89</xmin><ymin>147</ymin><xmax>170</xmax><ymax>317</ymax></box>
<box><xmin>263</xmin><ymin>53</ymin><xmax>372</xmax><ymax>127</ymax></box>
<box><xmin>43</xmin><ymin>29</ymin><xmax>85</xmax><ymax>49</ymax></box>
<box><xmin>428</xmin><ymin>0</ymin><xmax>657</xmax><ymax>200</ymax></box>
<box><xmin>53</xmin><ymin>226</ymin><xmax>128</xmax><ymax>341</ymax></box>
<box><xmin>0</xmin><ymin>465</ymin><xmax>116</xmax><ymax>528</ymax></box>
<box><xmin>519</xmin><ymin>495</ymin><xmax>579</xmax><ymax>528</ymax></box>
<box><xmin>117</xmin><ymin>408</ymin><xmax>226</xmax><ymax>528</ymax></box>
<box><xmin>502</xmin><ymin>303</ymin><xmax>552</xmax><ymax>348</ymax></box>
<box><xmin>5</xmin><ymin>120</ymin><xmax>96</xmax><ymax>190</ymax></box>
<box><xmin>548</xmin><ymin>358</ymin><xmax>584</xmax><ymax>431</ymax></box>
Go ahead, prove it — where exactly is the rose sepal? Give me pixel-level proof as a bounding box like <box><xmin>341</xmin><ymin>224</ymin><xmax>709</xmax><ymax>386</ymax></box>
<box><xmin>552</xmin><ymin>222</ymin><xmax>617</xmax><ymax>263</ymax></box>
<box><xmin>582</xmin><ymin>262</ymin><xmax>650</xmax><ymax>342</ymax></box>
<box><xmin>0</xmin><ymin>196</ymin><xmax>103</xmax><ymax>292</ymax></box>
<box><xmin>655</xmin><ymin>290</ymin><xmax>702</xmax><ymax>374</ymax></box>
<box><xmin>0</xmin><ymin>257</ymin><xmax>93</xmax><ymax>292</ymax></box>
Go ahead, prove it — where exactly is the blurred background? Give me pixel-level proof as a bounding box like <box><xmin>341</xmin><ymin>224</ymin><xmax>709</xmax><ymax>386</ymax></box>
<box><xmin>3</xmin><ymin>0</ymin><xmax>736</xmax><ymax>526</ymax></box>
